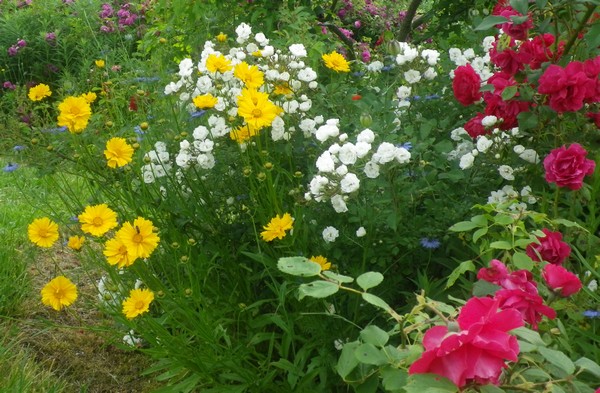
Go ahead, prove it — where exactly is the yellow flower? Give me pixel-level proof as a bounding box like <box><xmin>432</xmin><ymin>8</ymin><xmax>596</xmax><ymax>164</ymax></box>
<box><xmin>205</xmin><ymin>53</ymin><xmax>232</xmax><ymax>73</ymax></box>
<box><xmin>260</xmin><ymin>213</ymin><xmax>294</xmax><ymax>242</ymax></box>
<box><xmin>237</xmin><ymin>88</ymin><xmax>282</xmax><ymax>130</ymax></box>
<box><xmin>310</xmin><ymin>255</ymin><xmax>331</xmax><ymax>271</ymax></box>
<box><xmin>95</xmin><ymin>59</ymin><xmax>105</xmax><ymax>68</ymax></box>
<box><xmin>80</xmin><ymin>91</ymin><xmax>97</xmax><ymax>104</ymax></box>
<box><xmin>216</xmin><ymin>32</ymin><xmax>227</xmax><ymax>42</ymax></box>
<box><xmin>234</xmin><ymin>62</ymin><xmax>264</xmax><ymax>89</ymax></box>
<box><xmin>67</xmin><ymin>235</ymin><xmax>85</xmax><ymax>251</ymax></box>
<box><xmin>41</xmin><ymin>276</ymin><xmax>78</xmax><ymax>311</ymax></box>
<box><xmin>57</xmin><ymin>96</ymin><xmax>92</xmax><ymax>134</ymax></box>
<box><xmin>78</xmin><ymin>204</ymin><xmax>118</xmax><ymax>237</ymax></box>
<box><xmin>103</xmin><ymin>236</ymin><xmax>134</xmax><ymax>268</ymax></box>
<box><xmin>116</xmin><ymin>217</ymin><xmax>160</xmax><ymax>260</ymax></box>
<box><xmin>28</xmin><ymin>217</ymin><xmax>59</xmax><ymax>248</ymax></box>
<box><xmin>28</xmin><ymin>83</ymin><xmax>52</xmax><ymax>101</ymax></box>
<box><xmin>273</xmin><ymin>83</ymin><xmax>293</xmax><ymax>96</ymax></box>
<box><xmin>192</xmin><ymin>94</ymin><xmax>218</xmax><ymax>109</ymax></box>
<box><xmin>322</xmin><ymin>51</ymin><xmax>350</xmax><ymax>72</ymax></box>
<box><xmin>104</xmin><ymin>137</ymin><xmax>134</xmax><ymax>168</ymax></box>
<box><xmin>251</xmin><ymin>50</ymin><xmax>262</xmax><ymax>57</ymax></box>
<box><xmin>230</xmin><ymin>124</ymin><xmax>259</xmax><ymax>143</ymax></box>
<box><xmin>122</xmin><ymin>288</ymin><xmax>154</xmax><ymax>319</ymax></box>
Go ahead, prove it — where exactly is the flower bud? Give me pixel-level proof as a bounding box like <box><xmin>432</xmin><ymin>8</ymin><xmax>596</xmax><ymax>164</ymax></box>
<box><xmin>359</xmin><ymin>113</ymin><xmax>372</xmax><ymax>128</ymax></box>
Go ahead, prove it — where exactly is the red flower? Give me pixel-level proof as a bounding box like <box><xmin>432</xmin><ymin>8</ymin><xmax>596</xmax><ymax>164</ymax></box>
<box><xmin>497</xmin><ymin>8</ymin><xmax>533</xmax><ymax>41</ymax></box>
<box><xmin>494</xmin><ymin>288</ymin><xmax>556</xmax><ymax>330</ymax></box>
<box><xmin>489</xmin><ymin>39</ymin><xmax>530</xmax><ymax>75</ymax></box>
<box><xmin>543</xmin><ymin>143</ymin><xmax>596</xmax><ymax>190</ymax></box>
<box><xmin>409</xmin><ymin>297</ymin><xmax>523</xmax><ymax>387</ymax></box>
<box><xmin>351</xmin><ymin>94</ymin><xmax>362</xmax><ymax>101</ymax></box>
<box><xmin>519</xmin><ymin>34</ymin><xmax>563</xmax><ymax>70</ymax></box>
<box><xmin>452</xmin><ymin>63</ymin><xmax>482</xmax><ymax>106</ymax></box>
<box><xmin>129</xmin><ymin>96</ymin><xmax>138</xmax><ymax>111</ymax></box>
<box><xmin>542</xmin><ymin>264</ymin><xmax>582</xmax><ymax>297</ymax></box>
<box><xmin>586</xmin><ymin>112</ymin><xmax>600</xmax><ymax>128</ymax></box>
<box><xmin>526</xmin><ymin>229</ymin><xmax>571</xmax><ymax>265</ymax></box>
<box><xmin>538</xmin><ymin>62</ymin><xmax>590</xmax><ymax>112</ymax></box>
<box><xmin>464</xmin><ymin>113</ymin><xmax>488</xmax><ymax>138</ymax></box>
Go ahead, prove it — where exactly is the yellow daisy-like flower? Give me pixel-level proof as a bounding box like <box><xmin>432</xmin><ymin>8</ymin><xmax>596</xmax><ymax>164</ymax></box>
<box><xmin>192</xmin><ymin>94</ymin><xmax>218</xmax><ymax>109</ymax></box>
<box><xmin>234</xmin><ymin>62</ymin><xmax>264</xmax><ymax>89</ymax></box>
<box><xmin>260</xmin><ymin>213</ymin><xmax>294</xmax><ymax>242</ymax></box>
<box><xmin>41</xmin><ymin>276</ymin><xmax>78</xmax><ymax>311</ymax></box>
<box><xmin>230</xmin><ymin>124</ymin><xmax>259</xmax><ymax>144</ymax></box>
<box><xmin>80</xmin><ymin>91</ymin><xmax>97</xmax><ymax>104</ymax></box>
<box><xmin>104</xmin><ymin>137</ymin><xmax>134</xmax><ymax>168</ymax></box>
<box><xmin>322</xmin><ymin>51</ymin><xmax>350</xmax><ymax>72</ymax></box>
<box><xmin>67</xmin><ymin>235</ymin><xmax>85</xmax><ymax>251</ymax></box>
<box><xmin>28</xmin><ymin>217</ymin><xmax>59</xmax><ymax>248</ymax></box>
<box><xmin>57</xmin><ymin>96</ymin><xmax>92</xmax><ymax>134</ymax></box>
<box><xmin>216</xmin><ymin>32</ymin><xmax>227</xmax><ymax>42</ymax></box>
<box><xmin>205</xmin><ymin>53</ymin><xmax>232</xmax><ymax>73</ymax></box>
<box><xmin>116</xmin><ymin>217</ymin><xmax>160</xmax><ymax>260</ymax></box>
<box><xmin>237</xmin><ymin>88</ymin><xmax>282</xmax><ymax>130</ymax></box>
<box><xmin>103</xmin><ymin>236</ymin><xmax>134</xmax><ymax>268</ymax></box>
<box><xmin>310</xmin><ymin>255</ymin><xmax>331</xmax><ymax>271</ymax></box>
<box><xmin>28</xmin><ymin>83</ymin><xmax>52</xmax><ymax>101</ymax></box>
<box><xmin>122</xmin><ymin>288</ymin><xmax>154</xmax><ymax>319</ymax></box>
<box><xmin>273</xmin><ymin>83</ymin><xmax>293</xmax><ymax>96</ymax></box>
<box><xmin>78</xmin><ymin>204</ymin><xmax>118</xmax><ymax>237</ymax></box>
<box><xmin>95</xmin><ymin>59</ymin><xmax>105</xmax><ymax>68</ymax></box>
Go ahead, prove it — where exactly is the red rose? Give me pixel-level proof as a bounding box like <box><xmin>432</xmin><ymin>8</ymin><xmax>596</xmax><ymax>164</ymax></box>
<box><xmin>494</xmin><ymin>288</ymin><xmax>556</xmax><ymax>330</ymax></box>
<box><xmin>409</xmin><ymin>297</ymin><xmax>522</xmax><ymax>387</ymax></box>
<box><xmin>489</xmin><ymin>39</ymin><xmax>530</xmax><ymax>75</ymax></box>
<box><xmin>543</xmin><ymin>143</ymin><xmax>596</xmax><ymax>190</ymax></box>
<box><xmin>538</xmin><ymin>62</ymin><xmax>590</xmax><ymax>112</ymax></box>
<box><xmin>464</xmin><ymin>112</ymin><xmax>488</xmax><ymax>138</ymax></box>
<box><xmin>542</xmin><ymin>264</ymin><xmax>582</xmax><ymax>297</ymax></box>
<box><xmin>519</xmin><ymin>34</ymin><xmax>564</xmax><ymax>70</ymax></box>
<box><xmin>498</xmin><ymin>8</ymin><xmax>533</xmax><ymax>40</ymax></box>
<box><xmin>526</xmin><ymin>229</ymin><xmax>571</xmax><ymax>265</ymax></box>
<box><xmin>477</xmin><ymin>259</ymin><xmax>508</xmax><ymax>283</ymax></box>
<box><xmin>452</xmin><ymin>63</ymin><xmax>482</xmax><ymax>106</ymax></box>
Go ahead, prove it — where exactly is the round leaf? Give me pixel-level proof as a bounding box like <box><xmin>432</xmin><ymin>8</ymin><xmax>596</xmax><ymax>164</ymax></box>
<box><xmin>298</xmin><ymin>280</ymin><xmax>339</xmax><ymax>299</ymax></box>
<box><xmin>277</xmin><ymin>257</ymin><xmax>321</xmax><ymax>277</ymax></box>
<box><xmin>356</xmin><ymin>272</ymin><xmax>384</xmax><ymax>290</ymax></box>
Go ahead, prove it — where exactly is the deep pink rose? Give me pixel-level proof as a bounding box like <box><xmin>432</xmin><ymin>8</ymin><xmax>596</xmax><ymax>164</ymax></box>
<box><xmin>526</xmin><ymin>229</ymin><xmax>571</xmax><ymax>265</ymax></box>
<box><xmin>483</xmin><ymin>91</ymin><xmax>530</xmax><ymax>130</ymax></box>
<box><xmin>477</xmin><ymin>259</ymin><xmax>509</xmax><ymax>283</ymax></box>
<box><xmin>478</xmin><ymin>260</ymin><xmax>537</xmax><ymax>294</ymax></box>
<box><xmin>464</xmin><ymin>113</ymin><xmax>489</xmax><ymax>138</ymax></box>
<box><xmin>409</xmin><ymin>297</ymin><xmax>523</xmax><ymax>387</ymax></box>
<box><xmin>538</xmin><ymin>62</ymin><xmax>590</xmax><ymax>112</ymax></box>
<box><xmin>543</xmin><ymin>143</ymin><xmax>596</xmax><ymax>190</ymax></box>
<box><xmin>489</xmin><ymin>39</ymin><xmax>530</xmax><ymax>75</ymax></box>
<box><xmin>519</xmin><ymin>34</ymin><xmax>564</xmax><ymax>70</ymax></box>
<box><xmin>494</xmin><ymin>288</ymin><xmax>556</xmax><ymax>330</ymax></box>
<box><xmin>542</xmin><ymin>264</ymin><xmax>582</xmax><ymax>297</ymax></box>
<box><xmin>452</xmin><ymin>63</ymin><xmax>482</xmax><ymax>106</ymax></box>
<box><xmin>498</xmin><ymin>8</ymin><xmax>533</xmax><ymax>41</ymax></box>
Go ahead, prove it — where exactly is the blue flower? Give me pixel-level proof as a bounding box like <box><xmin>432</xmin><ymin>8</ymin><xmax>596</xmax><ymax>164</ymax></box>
<box><xmin>420</xmin><ymin>237</ymin><xmax>441</xmax><ymax>249</ymax></box>
<box><xmin>401</xmin><ymin>142</ymin><xmax>412</xmax><ymax>151</ymax></box>
<box><xmin>425</xmin><ymin>94</ymin><xmax>441</xmax><ymax>100</ymax></box>
<box><xmin>13</xmin><ymin>145</ymin><xmax>26</xmax><ymax>151</ymax></box>
<box><xmin>190</xmin><ymin>110</ymin><xmax>206</xmax><ymax>119</ymax></box>
<box><xmin>583</xmin><ymin>310</ymin><xmax>600</xmax><ymax>318</ymax></box>
<box><xmin>42</xmin><ymin>126</ymin><xmax>67</xmax><ymax>133</ymax></box>
<box><xmin>131</xmin><ymin>76</ymin><xmax>160</xmax><ymax>83</ymax></box>
<box><xmin>3</xmin><ymin>163</ymin><xmax>18</xmax><ymax>172</ymax></box>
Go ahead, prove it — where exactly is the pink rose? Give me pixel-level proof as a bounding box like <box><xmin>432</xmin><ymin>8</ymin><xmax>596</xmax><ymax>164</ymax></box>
<box><xmin>538</xmin><ymin>62</ymin><xmax>590</xmax><ymax>112</ymax></box>
<box><xmin>452</xmin><ymin>63</ymin><xmax>482</xmax><ymax>106</ymax></box>
<box><xmin>409</xmin><ymin>297</ymin><xmax>523</xmax><ymax>387</ymax></box>
<box><xmin>497</xmin><ymin>8</ymin><xmax>533</xmax><ymax>41</ymax></box>
<box><xmin>477</xmin><ymin>259</ymin><xmax>509</xmax><ymax>283</ymax></box>
<box><xmin>489</xmin><ymin>39</ymin><xmax>530</xmax><ymax>75</ymax></box>
<box><xmin>543</xmin><ymin>143</ymin><xmax>596</xmax><ymax>190</ymax></box>
<box><xmin>519</xmin><ymin>34</ymin><xmax>564</xmax><ymax>70</ymax></box>
<box><xmin>526</xmin><ymin>229</ymin><xmax>571</xmax><ymax>265</ymax></box>
<box><xmin>542</xmin><ymin>264</ymin><xmax>582</xmax><ymax>297</ymax></box>
<box><xmin>494</xmin><ymin>288</ymin><xmax>556</xmax><ymax>330</ymax></box>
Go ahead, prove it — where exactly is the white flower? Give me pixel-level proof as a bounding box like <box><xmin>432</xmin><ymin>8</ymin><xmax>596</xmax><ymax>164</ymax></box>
<box><xmin>193</xmin><ymin>125</ymin><xmax>209</xmax><ymax>141</ymax></box>
<box><xmin>261</xmin><ymin>46</ymin><xmax>274</xmax><ymax>57</ymax></box>
<box><xmin>396</xmin><ymin>85</ymin><xmax>412</xmax><ymax>100</ymax></box>
<box><xmin>395</xmin><ymin>147</ymin><xmax>411</xmax><ymax>164</ymax></box>
<box><xmin>459</xmin><ymin>153</ymin><xmax>475</xmax><ymax>169</ymax></box>
<box><xmin>282</xmin><ymin>100</ymin><xmax>299</xmax><ymax>113</ymax></box>
<box><xmin>488</xmin><ymin>190</ymin><xmax>506</xmax><ymax>204</ymax></box>
<box><xmin>513</xmin><ymin>144</ymin><xmax>526</xmax><ymax>154</ymax></box>
<box><xmin>338</xmin><ymin>143</ymin><xmax>358</xmax><ymax>165</ymax></box>
<box><xmin>178</xmin><ymin>58</ymin><xmax>194</xmax><ymax>77</ymax></box>
<box><xmin>423</xmin><ymin>67</ymin><xmax>437</xmax><ymax>80</ymax></box>
<box><xmin>366</xmin><ymin>61</ymin><xmax>384</xmax><ymax>72</ymax></box>
<box><xmin>482</xmin><ymin>36</ymin><xmax>496</xmax><ymax>52</ymax></box>
<box><xmin>357</xmin><ymin>129</ymin><xmax>375</xmax><ymax>143</ymax></box>
<box><xmin>123</xmin><ymin>330</ymin><xmax>142</xmax><ymax>347</ymax></box>
<box><xmin>404</xmin><ymin>69</ymin><xmax>421</xmax><ymax>84</ymax></box>
<box><xmin>520</xmin><ymin>186</ymin><xmax>532</xmax><ymax>197</ymax></box>
<box><xmin>463</xmin><ymin>48</ymin><xmax>475</xmax><ymax>59</ymax></box>
<box><xmin>448</xmin><ymin>48</ymin><xmax>463</xmax><ymax>63</ymax></box>
<box><xmin>356</xmin><ymin>227</ymin><xmax>366</xmax><ymax>237</ymax></box>
<box><xmin>298</xmin><ymin>67</ymin><xmax>317</xmax><ymax>82</ymax></box>
<box><xmin>299</xmin><ymin>118</ymin><xmax>317</xmax><ymax>135</ymax></box>
<box><xmin>164</xmin><ymin>81</ymin><xmax>182</xmax><ymax>95</ymax></box>
<box><xmin>196</xmin><ymin>139</ymin><xmax>214</xmax><ymax>153</ymax></box>
<box><xmin>450</xmin><ymin>127</ymin><xmax>469</xmax><ymax>141</ymax></box>
<box><xmin>372</xmin><ymin>142</ymin><xmax>397</xmax><ymax>164</ymax></box>
<box><xmin>331</xmin><ymin>194</ymin><xmax>348</xmax><ymax>213</ymax></box>
<box><xmin>588</xmin><ymin>279</ymin><xmax>598</xmax><ymax>292</ymax></box>
<box><xmin>519</xmin><ymin>149</ymin><xmax>540</xmax><ymax>163</ymax></box>
<box><xmin>254</xmin><ymin>32</ymin><xmax>268</xmax><ymax>45</ymax></box>
<box><xmin>289</xmin><ymin>43</ymin><xmax>307</xmax><ymax>57</ymax></box>
<box><xmin>176</xmin><ymin>152</ymin><xmax>192</xmax><ymax>168</ymax></box>
<box><xmin>235</xmin><ymin>23</ymin><xmax>252</xmax><ymax>43</ymax></box>
<box><xmin>322</xmin><ymin>226</ymin><xmax>339</xmax><ymax>243</ymax></box>
<box><xmin>196</xmin><ymin>153</ymin><xmax>215</xmax><ymax>169</ymax></box>
<box><xmin>476</xmin><ymin>136</ymin><xmax>493</xmax><ymax>153</ymax></box>
<box><xmin>309</xmin><ymin>175</ymin><xmax>329</xmax><ymax>199</ymax></box>
<box><xmin>421</xmin><ymin>49</ymin><xmax>440</xmax><ymax>65</ymax></box>
<box><xmin>315</xmin><ymin>119</ymin><xmax>340</xmax><ymax>142</ymax></box>
<box><xmin>355</xmin><ymin>142</ymin><xmax>371</xmax><ymax>158</ymax></box>
<box><xmin>316</xmin><ymin>151</ymin><xmax>336</xmax><ymax>172</ymax></box>
<box><xmin>502</xmin><ymin>185</ymin><xmax>518</xmax><ymax>199</ymax></box>
<box><xmin>299</xmin><ymin>100</ymin><xmax>312</xmax><ymax>112</ymax></box>
<box><xmin>364</xmin><ymin>161</ymin><xmax>380</xmax><ymax>178</ymax></box>
<box><xmin>340</xmin><ymin>173</ymin><xmax>360</xmax><ymax>193</ymax></box>
<box><xmin>142</xmin><ymin>167</ymin><xmax>155</xmax><ymax>183</ymax></box>
<box><xmin>481</xmin><ymin>115</ymin><xmax>497</xmax><ymax>127</ymax></box>
<box><xmin>498</xmin><ymin>165</ymin><xmax>515</xmax><ymax>181</ymax></box>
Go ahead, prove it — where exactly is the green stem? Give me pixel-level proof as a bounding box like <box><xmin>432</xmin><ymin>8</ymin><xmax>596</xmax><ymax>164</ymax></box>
<box><xmin>562</xmin><ymin>4</ymin><xmax>597</xmax><ymax>58</ymax></box>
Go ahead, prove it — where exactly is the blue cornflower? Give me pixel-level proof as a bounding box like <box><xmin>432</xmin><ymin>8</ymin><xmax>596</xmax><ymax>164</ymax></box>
<box><xmin>43</xmin><ymin>126</ymin><xmax>67</xmax><ymax>133</ymax></box>
<box><xmin>190</xmin><ymin>110</ymin><xmax>206</xmax><ymax>119</ymax></box>
<box><xmin>420</xmin><ymin>237</ymin><xmax>441</xmax><ymax>249</ymax></box>
<box><xmin>583</xmin><ymin>310</ymin><xmax>600</xmax><ymax>318</ymax></box>
<box><xmin>13</xmin><ymin>145</ymin><xmax>26</xmax><ymax>151</ymax></box>
<box><xmin>381</xmin><ymin>65</ymin><xmax>393</xmax><ymax>72</ymax></box>
<box><xmin>401</xmin><ymin>142</ymin><xmax>413</xmax><ymax>151</ymax></box>
<box><xmin>3</xmin><ymin>163</ymin><xmax>18</xmax><ymax>172</ymax></box>
<box><xmin>352</xmin><ymin>71</ymin><xmax>365</xmax><ymax>78</ymax></box>
<box><xmin>425</xmin><ymin>94</ymin><xmax>441</xmax><ymax>100</ymax></box>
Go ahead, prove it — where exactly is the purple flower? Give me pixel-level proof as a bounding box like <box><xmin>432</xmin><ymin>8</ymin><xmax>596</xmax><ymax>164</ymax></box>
<box><xmin>8</xmin><ymin>46</ymin><xmax>18</xmax><ymax>56</ymax></box>
<box><xmin>3</xmin><ymin>163</ymin><xmax>19</xmax><ymax>172</ymax></box>
<box><xmin>583</xmin><ymin>310</ymin><xmax>600</xmax><ymax>318</ymax></box>
<box><xmin>13</xmin><ymin>145</ymin><xmax>26</xmax><ymax>151</ymax></box>
<box><xmin>3</xmin><ymin>81</ymin><xmax>16</xmax><ymax>90</ymax></box>
<box><xmin>17</xmin><ymin>39</ymin><xmax>27</xmax><ymax>48</ymax></box>
<box><xmin>45</xmin><ymin>32</ymin><xmax>57</xmax><ymax>43</ymax></box>
<box><xmin>420</xmin><ymin>237</ymin><xmax>441</xmax><ymax>249</ymax></box>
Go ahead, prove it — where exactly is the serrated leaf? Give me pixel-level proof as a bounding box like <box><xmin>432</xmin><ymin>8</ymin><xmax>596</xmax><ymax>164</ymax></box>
<box><xmin>501</xmin><ymin>85</ymin><xmax>518</xmax><ymax>100</ymax></box>
<box><xmin>356</xmin><ymin>271</ymin><xmax>384</xmax><ymax>290</ymax></box>
<box><xmin>446</xmin><ymin>260</ymin><xmax>475</xmax><ymax>288</ymax></box>
<box><xmin>298</xmin><ymin>280</ymin><xmax>339</xmax><ymax>299</ymax></box>
<box><xmin>494</xmin><ymin>214</ymin><xmax>514</xmax><ymax>225</ymax></box>
<box><xmin>513</xmin><ymin>252</ymin><xmax>534</xmax><ymax>270</ymax></box>
<box><xmin>490</xmin><ymin>240</ymin><xmax>512</xmax><ymax>250</ymax></box>
<box><xmin>360</xmin><ymin>325</ymin><xmax>389</xmax><ymax>347</ymax></box>
<box><xmin>575</xmin><ymin>357</ymin><xmax>600</xmax><ymax>377</ymax></box>
<box><xmin>362</xmin><ymin>292</ymin><xmax>390</xmax><ymax>312</ymax></box>
<box><xmin>449</xmin><ymin>221</ymin><xmax>478</xmax><ymax>232</ymax></box>
<box><xmin>322</xmin><ymin>270</ymin><xmax>354</xmax><ymax>283</ymax></box>
<box><xmin>277</xmin><ymin>257</ymin><xmax>321</xmax><ymax>277</ymax></box>
<box><xmin>473</xmin><ymin>227</ymin><xmax>488</xmax><ymax>243</ymax></box>
<box><xmin>538</xmin><ymin>347</ymin><xmax>575</xmax><ymax>375</ymax></box>
<box><xmin>354</xmin><ymin>343</ymin><xmax>388</xmax><ymax>365</ymax></box>
<box><xmin>404</xmin><ymin>374</ymin><xmax>458</xmax><ymax>393</ymax></box>
<box><xmin>474</xmin><ymin>15</ymin><xmax>509</xmax><ymax>31</ymax></box>
<box><xmin>336</xmin><ymin>341</ymin><xmax>360</xmax><ymax>379</ymax></box>
<box><xmin>381</xmin><ymin>367</ymin><xmax>408</xmax><ymax>390</ymax></box>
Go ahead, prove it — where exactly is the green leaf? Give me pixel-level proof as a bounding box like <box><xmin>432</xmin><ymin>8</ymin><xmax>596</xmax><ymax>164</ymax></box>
<box><xmin>481</xmin><ymin>385</ymin><xmax>507</xmax><ymax>393</ymax></box>
<box><xmin>381</xmin><ymin>367</ymin><xmax>408</xmax><ymax>391</ymax></box>
<box><xmin>585</xmin><ymin>22</ymin><xmax>600</xmax><ymax>48</ymax></box>
<box><xmin>277</xmin><ymin>257</ymin><xmax>321</xmax><ymax>277</ymax></box>
<box><xmin>553</xmin><ymin>218</ymin><xmax>586</xmax><ymax>230</ymax></box>
<box><xmin>514</xmin><ymin>238</ymin><xmax>534</xmax><ymax>248</ymax></box>
<box><xmin>551</xmin><ymin>384</ymin><xmax>567</xmax><ymax>393</ymax></box>
<box><xmin>517</xmin><ymin>111</ymin><xmax>539</xmax><ymax>131</ymax></box>
<box><xmin>513</xmin><ymin>327</ymin><xmax>547</xmax><ymax>346</ymax></box>
<box><xmin>360</xmin><ymin>325</ymin><xmax>389</xmax><ymax>347</ymax></box>
<box><xmin>356</xmin><ymin>272</ymin><xmax>384</xmax><ymax>290</ymax></box>
<box><xmin>473</xmin><ymin>227</ymin><xmax>488</xmax><ymax>243</ymax></box>
<box><xmin>501</xmin><ymin>85</ymin><xmax>518</xmax><ymax>100</ymax></box>
<box><xmin>494</xmin><ymin>214</ymin><xmax>514</xmax><ymax>225</ymax></box>
<box><xmin>535</xmin><ymin>0</ymin><xmax>548</xmax><ymax>8</ymax></box>
<box><xmin>446</xmin><ymin>260</ymin><xmax>475</xmax><ymax>288</ymax></box>
<box><xmin>538</xmin><ymin>347</ymin><xmax>575</xmax><ymax>375</ymax></box>
<box><xmin>472</xmin><ymin>280</ymin><xmax>501</xmax><ymax>297</ymax></box>
<box><xmin>404</xmin><ymin>374</ymin><xmax>458</xmax><ymax>393</ymax></box>
<box><xmin>575</xmin><ymin>357</ymin><xmax>600</xmax><ymax>378</ymax></box>
<box><xmin>322</xmin><ymin>270</ymin><xmax>354</xmax><ymax>283</ymax></box>
<box><xmin>513</xmin><ymin>252</ymin><xmax>534</xmax><ymax>270</ymax></box>
<box><xmin>356</xmin><ymin>374</ymin><xmax>379</xmax><ymax>393</ymax></box>
<box><xmin>336</xmin><ymin>341</ymin><xmax>360</xmax><ymax>379</ymax></box>
<box><xmin>510</xmin><ymin>0</ymin><xmax>529</xmax><ymax>14</ymax></box>
<box><xmin>298</xmin><ymin>280</ymin><xmax>339</xmax><ymax>299</ymax></box>
<box><xmin>490</xmin><ymin>240</ymin><xmax>512</xmax><ymax>250</ymax></box>
<box><xmin>362</xmin><ymin>292</ymin><xmax>391</xmax><ymax>312</ymax></box>
<box><xmin>471</xmin><ymin>214</ymin><xmax>488</xmax><ymax>227</ymax></box>
<box><xmin>510</xmin><ymin>14</ymin><xmax>530</xmax><ymax>25</ymax></box>
<box><xmin>354</xmin><ymin>343</ymin><xmax>388</xmax><ymax>366</ymax></box>
<box><xmin>474</xmin><ymin>15</ymin><xmax>509</xmax><ymax>31</ymax></box>
<box><xmin>449</xmin><ymin>221</ymin><xmax>478</xmax><ymax>232</ymax></box>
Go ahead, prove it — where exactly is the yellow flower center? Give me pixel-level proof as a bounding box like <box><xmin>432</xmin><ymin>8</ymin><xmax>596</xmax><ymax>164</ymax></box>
<box><xmin>133</xmin><ymin>234</ymin><xmax>144</xmax><ymax>243</ymax></box>
<box><xmin>252</xmin><ymin>108</ymin><xmax>262</xmax><ymax>118</ymax></box>
<box><xmin>93</xmin><ymin>217</ymin><xmax>103</xmax><ymax>226</ymax></box>
<box><xmin>135</xmin><ymin>300</ymin><xmax>146</xmax><ymax>310</ymax></box>
<box><xmin>54</xmin><ymin>288</ymin><xmax>64</xmax><ymax>298</ymax></box>
<box><xmin>38</xmin><ymin>229</ymin><xmax>49</xmax><ymax>238</ymax></box>
<box><xmin>119</xmin><ymin>245</ymin><xmax>128</xmax><ymax>255</ymax></box>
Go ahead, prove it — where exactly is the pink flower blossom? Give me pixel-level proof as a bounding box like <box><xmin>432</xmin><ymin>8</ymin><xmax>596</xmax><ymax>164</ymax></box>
<box><xmin>543</xmin><ymin>143</ymin><xmax>596</xmax><ymax>190</ymax></box>
<box><xmin>526</xmin><ymin>229</ymin><xmax>571</xmax><ymax>265</ymax></box>
<box><xmin>542</xmin><ymin>264</ymin><xmax>582</xmax><ymax>297</ymax></box>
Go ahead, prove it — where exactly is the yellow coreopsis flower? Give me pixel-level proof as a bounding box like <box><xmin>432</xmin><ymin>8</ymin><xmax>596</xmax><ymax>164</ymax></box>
<box><xmin>41</xmin><ymin>276</ymin><xmax>78</xmax><ymax>311</ymax></box>
<box><xmin>260</xmin><ymin>213</ymin><xmax>294</xmax><ymax>242</ymax></box>
<box><xmin>122</xmin><ymin>288</ymin><xmax>154</xmax><ymax>319</ymax></box>
<box><xmin>234</xmin><ymin>62</ymin><xmax>264</xmax><ymax>89</ymax></box>
<box><xmin>95</xmin><ymin>59</ymin><xmax>105</xmax><ymax>68</ymax></box>
<box><xmin>230</xmin><ymin>124</ymin><xmax>259</xmax><ymax>143</ymax></box>
<box><xmin>67</xmin><ymin>235</ymin><xmax>85</xmax><ymax>251</ymax></box>
<box><xmin>80</xmin><ymin>91</ymin><xmax>97</xmax><ymax>104</ymax></box>
<box><xmin>273</xmin><ymin>83</ymin><xmax>293</xmax><ymax>96</ymax></box>
<box><xmin>28</xmin><ymin>83</ymin><xmax>52</xmax><ymax>101</ymax></box>
<box><xmin>57</xmin><ymin>96</ymin><xmax>92</xmax><ymax>134</ymax></box>
<box><xmin>104</xmin><ymin>137</ymin><xmax>134</xmax><ymax>168</ymax></box>
<box><xmin>28</xmin><ymin>217</ymin><xmax>59</xmax><ymax>248</ymax></box>
<box><xmin>192</xmin><ymin>94</ymin><xmax>218</xmax><ymax>109</ymax></box>
<box><xmin>205</xmin><ymin>53</ymin><xmax>232</xmax><ymax>73</ymax></box>
<box><xmin>237</xmin><ymin>88</ymin><xmax>282</xmax><ymax>130</ymax></box>
<box><xmin>78</xmin><ymin>203</ymin><xmax>118</xmax><ymax>237</ymax></box>
<box><xmin>216</xmin><ymin>32</ymin><xmax>227</xmax><ymax>42</ymax></box>
<box><xmin>103</xmin><ymin>236</ymin><xmax>134</xmax><ymax>268</ymax></box>
<box><xmin>116</xmin><ymin>217</ymin><xmax>160</xmax><ymax>260</ymax></box>
<box><xmin>322</xmin><ymin>51</ymin><xmax>350</xmax><ymax>72</ymax></box>
<box><xmin>310</xmin><ymin>255</ymin><xmax>331</xmax><ymax>271</ymax></box>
